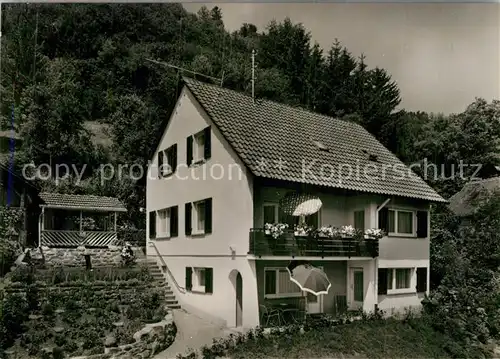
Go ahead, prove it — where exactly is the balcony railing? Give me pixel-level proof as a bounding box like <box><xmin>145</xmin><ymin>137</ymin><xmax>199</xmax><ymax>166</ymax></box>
<box><xmin>249</xmin><ymin>229</ymin><xmax>379</xmax><ymax>258</ymax></box>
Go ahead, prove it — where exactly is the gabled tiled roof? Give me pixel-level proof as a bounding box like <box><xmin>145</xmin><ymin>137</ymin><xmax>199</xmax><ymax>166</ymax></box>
<box><xmin>179</xmin><ymin>77</ymin><xmax>445</xmax><ymax>203</ymax></box>
<box><xmin>448</xmin><ymin>177</ymin><xmax>500</xmax><ymax>216</ymax></box>
<box><xmin>40</xmin><ymin>192</ymin><xmax>127</xmax><ymax>212</ymax></box>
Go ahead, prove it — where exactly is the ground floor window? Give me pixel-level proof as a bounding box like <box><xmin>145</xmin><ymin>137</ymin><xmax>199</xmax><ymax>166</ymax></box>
<box><xmin>378</xmin><ymin>267</ymin><xmax>415</xmax><ymax>295</ymax></box>
<box><xmin>264</xmin><ymin>268</ymin><xmax>301</xmax><ymax>298</ymax></box>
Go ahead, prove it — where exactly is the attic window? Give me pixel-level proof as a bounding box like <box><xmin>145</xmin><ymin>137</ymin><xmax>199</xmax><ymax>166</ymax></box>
<box><xmin>312</xmin><ymin>140</ymin><xmax>329</xmax><ymax>151</ymax></box>
<box><xmin>361</xmin><ymin>149</ymin><xmax>378</xmax><ymax>162</ymax></box>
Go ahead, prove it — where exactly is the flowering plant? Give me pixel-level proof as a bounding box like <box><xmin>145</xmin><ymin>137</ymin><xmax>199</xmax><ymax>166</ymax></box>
<box><xmin>120</xmin><ymin>243</ymin><xmax>136</xmax><ymax>266</ymax></box>
<box><xmin>317</xmin><ymin>226</ymin><xmax>339</xmax><ymax>238</ymax></box>
<box><xmin>294</xmin><ymin>224</ymin><xmax>314</xmax><ymax>236</ymax></box>
<box><xmin>264</xmin><ymin>223</ymin><xmax>289</xmax><ymax>239</ymax></box>
<box><xmin>340</xmin><ymin>225</ymin><xmax>356</xmax><ymax>237</ymax></box>
<box><xmin>364</xmin><ymin>228</ymin><xmax>385</xmax><ymax>239</ymax></box>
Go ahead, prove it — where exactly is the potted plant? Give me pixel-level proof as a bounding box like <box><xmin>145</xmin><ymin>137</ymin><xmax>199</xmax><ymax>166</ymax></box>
<box><xmin>364</xmin><ymin>228</ymin><xmax>384</xmax><ymax>256</ymax></box>
<box><xmin>316</xmin><ymin>226</ymin><xmax>339</xmax><ymax>255</ymax></box>
<box><xmin>340</xmin><ymin>225</ymin><xmax>355</xmax><ymax>255</ymax></box>
<box><xmin>264</xmin><ymin>223</ymin><xmax>289</xmax><ymax>254</ymax></box>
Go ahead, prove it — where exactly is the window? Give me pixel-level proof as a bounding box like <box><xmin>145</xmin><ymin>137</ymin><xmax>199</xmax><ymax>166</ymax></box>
<box><xmin>263</xmin><ymin>203</ymin><xmax>278</xmax><ymax>224</ymax></box>
<box><xmin>185</xmin><ymin>267</ymin><xmax>213</xmax><ymax>294</ymax></box>
<box><xmin>395</xmin><ymin>268</ymin><xmax>412</xmax><ymax>289</ymax></box>
<box><xmin>264</xmin><ymin>268</ymin><xmax>301</xmax><ymax>298</ymax></box>
<box><xmin>354</xmin><ymin>210</ymin><xmax>365</xmax><ymax>230</ymax></box>
<box><xmin>380</xmin><ymin>268</ymin><xmax>414</xmax><ymax>294</ymax></box>
<box><xmin>185</xmin><ymin>198</ymin><xmax>212</xmax><ymax>236</ymax></box>
<box><xmin>194</xmin><ymin>268</ymin><xmax>206</xmax><ymax>291</ymax></box>
<box><xmin>158</xmin><ymin>145</ymin><xmax>177</xmax><ymax>177</ymax></box>
<box><xmin>388</xmin><ymin>209</ymin><xmax>414</xmax><ymax>235</ymax></box>
<box><xmin>187</xmin><ymin>127</ymin><xmax>211</xmax><ymax>166</ymax></box>
<box><xmin>194</xmin><ymin>132</ymin><xmax>205</xmax><ymax>163</ymax></box>
<box><xmin>156</xmin><ymin>208</ymin><xmax>170</xmax><ymax>237</ymax></box>
<box><xmin>193</xmin><ymin>201</ymin><xmax>205</xmax><ymax>233</ymax></box>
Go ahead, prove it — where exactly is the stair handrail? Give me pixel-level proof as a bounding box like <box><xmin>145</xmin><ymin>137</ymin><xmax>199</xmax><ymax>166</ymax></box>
<box><xmin>148</xmin><ymin>241</ymin><xmax>186</xmax><ymax>294</ymax></box>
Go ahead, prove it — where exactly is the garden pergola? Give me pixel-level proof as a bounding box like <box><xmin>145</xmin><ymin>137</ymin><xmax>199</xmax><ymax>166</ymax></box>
<box><xmin>38</xmin><ymin>192</ymin><xmax>127</xmax><ymax>247</ymax></box>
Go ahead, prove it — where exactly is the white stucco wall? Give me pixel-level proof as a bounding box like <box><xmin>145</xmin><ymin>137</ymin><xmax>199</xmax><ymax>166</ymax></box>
<box><xmin>146</xmin><ymin>88</ymin><xmax>259</xmax><ymax>327</ymax></box>
<box><xmin>145</xmin><ymin>88</ymin><xmax>433</xmax><ymax>323</ymax></box>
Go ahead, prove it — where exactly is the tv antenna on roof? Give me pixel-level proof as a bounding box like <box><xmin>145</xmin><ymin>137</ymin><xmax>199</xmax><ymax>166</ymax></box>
<box><xmin>145</xmin><ymin>59</ymin><xmax>224</xmax><ymax>86</ymax></box>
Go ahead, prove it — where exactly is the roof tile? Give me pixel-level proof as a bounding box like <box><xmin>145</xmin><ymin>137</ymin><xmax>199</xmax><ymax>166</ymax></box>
<box><xmin>40</xmin><ymin>192</ymin><xmax>127</xmax><ymax>212</ymax></box>
<box><xmin>183</xmin><ymin>77</ymin><xmax>446</xmax><ymax>203</ymax></box>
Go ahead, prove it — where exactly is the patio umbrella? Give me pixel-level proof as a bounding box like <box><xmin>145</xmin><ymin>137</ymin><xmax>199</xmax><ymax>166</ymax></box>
<box><xmin>286</xmin><ymin>260</ymin><xmax>331</xmax><ymax>296</ymax></box>
<box><xmin>279</xmin><ymin>192</ymin><xmax>322</xmax><ymax>217</ymax></box>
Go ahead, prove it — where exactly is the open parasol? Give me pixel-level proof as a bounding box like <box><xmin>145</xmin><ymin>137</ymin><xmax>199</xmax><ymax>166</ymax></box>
<box><xmin>279</xmin><ymin>192</ymin><xmax>322</xmax><ymax>217</ymax></box>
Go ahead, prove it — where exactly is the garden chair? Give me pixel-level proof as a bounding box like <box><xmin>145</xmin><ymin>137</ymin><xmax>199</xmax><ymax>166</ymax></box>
<box><xmin>260</xmin><ymin>304</ymin><xmax>283</xmax><ymax>327</ymax></box>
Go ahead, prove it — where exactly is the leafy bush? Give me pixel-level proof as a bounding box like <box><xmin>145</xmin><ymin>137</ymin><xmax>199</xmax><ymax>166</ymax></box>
<box><xmin>424</xmin><ymin>194</ymin><xmax>500</xmax><ymax>357</ymax></box>
<box><xmin>0</xmin><ymin>239</ymin><xmax>22</xmax><ymax>276</ymax></box>
<box><xmin>125</xmin><ymin>289</ymin><xmax>166</xmax><ymax>322</ymax></box>
<box><xmin>32</xmin><ymin>265</ymin><xmax>152</xmax><ymax>284</ymax></box>
<box><xmin>1</xmin><ymin>293</ymin><xmax>28</xmax><ymax>347</ymax></box>
<box><xmin>9</xmin><ymin>265</ymin><xmax>36</xmax><ymax>283</ymax></box>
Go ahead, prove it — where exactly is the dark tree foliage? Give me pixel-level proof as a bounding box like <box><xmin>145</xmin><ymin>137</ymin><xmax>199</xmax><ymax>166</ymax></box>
<box><xmin>2</xmin><ymin>3</ymin><xmax>499</xmax><ymax>228</ymax></box>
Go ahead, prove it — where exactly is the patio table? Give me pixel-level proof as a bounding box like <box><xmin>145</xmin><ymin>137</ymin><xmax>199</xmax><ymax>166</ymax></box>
<box><xmin>276</xmin><ymin>303</ymin><xmax>301</xmax><ymax>323</ymax></box>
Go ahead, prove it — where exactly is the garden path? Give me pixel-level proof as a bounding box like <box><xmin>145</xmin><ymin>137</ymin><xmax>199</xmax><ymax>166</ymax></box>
<box><xmin>153</xmin><ymin>309</ymin><xmax>242</xmax><ymax>359</ymax></box>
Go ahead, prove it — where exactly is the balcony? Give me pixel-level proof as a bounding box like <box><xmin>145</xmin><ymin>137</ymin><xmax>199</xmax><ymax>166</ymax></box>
<box><xmin>249</xmin><ymin>229</ymin><xmax>379</xmax><ymax>258</ymax></box>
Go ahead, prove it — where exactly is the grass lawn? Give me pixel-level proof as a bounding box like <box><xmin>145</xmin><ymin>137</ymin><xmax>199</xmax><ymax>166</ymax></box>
<box><xmin>225</xmin><ymin>318</ymin><xmax>458</xmax><ymax>359</ymax></box>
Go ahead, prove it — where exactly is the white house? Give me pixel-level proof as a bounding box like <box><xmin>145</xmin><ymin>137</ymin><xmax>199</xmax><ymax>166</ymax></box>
<box><xmin>146</xmin><ymin>77</ymin><xmax>446</xmax><ymax>329</ymax></box>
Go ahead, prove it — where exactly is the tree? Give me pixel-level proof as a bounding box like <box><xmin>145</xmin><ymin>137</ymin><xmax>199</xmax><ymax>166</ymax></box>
<box><xmin>424</xmin><ymin>194</ymin><xmax>500</xmax><ymax>355</ymax></box>
<box><xmin>414</xmin><ymin>99</ymin><xmax>500</xmax><ymax>198</ymax></box>
<box><xmin>17</xmin><ymin>58</ymin><xmax>97</xmax><ymax>169</ymax></box>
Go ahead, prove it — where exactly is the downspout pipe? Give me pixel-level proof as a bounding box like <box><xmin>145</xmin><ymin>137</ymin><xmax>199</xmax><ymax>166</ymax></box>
<box><xmin>374</xmin><ymin>197</ymin><xmax>390</xmax><ymax>314</ymax></box>
<box><xmin>377</xmin><ymin>198</ymin><xmax>391</xmax><ymax>213</ymax></box>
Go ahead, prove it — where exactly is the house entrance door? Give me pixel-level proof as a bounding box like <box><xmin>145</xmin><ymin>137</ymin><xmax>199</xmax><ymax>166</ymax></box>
<box><xmin>349</xmin><ymin>267</ymin><xmax>364</xmax><ymax>310</ymax></box>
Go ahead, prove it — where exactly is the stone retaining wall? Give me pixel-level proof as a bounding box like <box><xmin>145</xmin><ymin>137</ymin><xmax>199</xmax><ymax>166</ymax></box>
<box><xmin>67</xmin><ymin>312</ymin><xmax>176</xmax><ymax>359</ymax></box>
<box><xmin>4</xmin><ymin>281</ymin><xmax>161</xmax><ymax>307</ymax></box>
<box><xmin>37</xmin><ymin>246</ymin><xmax>146</xmax><ymax>267</ymax></box>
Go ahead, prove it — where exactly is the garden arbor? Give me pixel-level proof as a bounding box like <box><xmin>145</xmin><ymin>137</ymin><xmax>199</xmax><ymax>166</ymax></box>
<box><xmin>39</xmin><ymin>192</ymin><xmax>127</xmax><ymax>247</ymax></box>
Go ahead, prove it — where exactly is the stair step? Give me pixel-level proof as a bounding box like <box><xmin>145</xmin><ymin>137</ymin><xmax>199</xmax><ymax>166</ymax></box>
<box><xmin>166</xmin><ymin>304</ymin><xmax>181</xmax><ymax>309</ymax></box>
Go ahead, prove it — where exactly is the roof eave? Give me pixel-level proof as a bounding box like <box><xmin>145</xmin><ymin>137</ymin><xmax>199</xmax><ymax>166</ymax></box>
<box><xmin>40</xmin><ymin>204</ymin><xmax>127</xmax><ymax>212</ymax></box>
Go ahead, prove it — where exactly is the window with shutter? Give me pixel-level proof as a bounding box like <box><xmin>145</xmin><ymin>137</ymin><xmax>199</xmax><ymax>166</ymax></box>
<box><xmin>205</xmin><ymin>268</ymin><xmax>213</xmax><ymax>294</ymax></box>
<box><xmin>264</xmin><ymin>268</ymin><xmax>302</xmax><ymax>298</ymax></box>
<box><xmin>185</xmin><ymin>202</ymin><xmax>192</xmax><ymax>235</ymax></box>
<box><xmin>156</xmin><ymin>208</ymin><xmax>170</xmax><ymax>238</ymax></box>
<box><xmin>378</xmin><ymin>268</ymin><xmax>388</xmax><ymax>295</ymax></box>
<box><xmin>158</xmin><ymin>151</ymin><xmax>164</xmax><ymax>178</ymax></box>
<box><xmin>378</xmin><ymin>208</ymin><xmax>388</xmax><ymax>232</ymax></box>
<box><xmin>416</xmin><ymin>211</ymin><xmax>428</xmax><ymax>238</ymax></box>
<box><xmin>186</xmin><ymin>136</ymin><xmax>193</xmax><ymax>166</ymax></box>
<box><xmin>149</xmin><ymin>211</ymin><xmax>156</xmax><ymax>239</ymax></box>
<box><xmin>185</xmin><ymin>267</ymin><xmax>192</xmax><ymax>291</ymax></box>
<box><xmin>172</xmin><ymin>144</ymin><xmax>177</xmax><ymax>173</ymax></box>
<box><xmin>204</xmin><ymin>198</ymin><xmax>212</xmax><ymax>234</ymax></box>
<box><xmin>204</xmin><ymin>126</ymin><xmax>211</xmax><ymax>160</ymax></box>
<box><xmin>416</xmin><ymin>267</ymin><xmax>427</xmax><ymax>292</ymax></box>
<box><xmin>170</xmin><ymin>206</ymin><xmax>178</xmax><ymax>237</ymax></box>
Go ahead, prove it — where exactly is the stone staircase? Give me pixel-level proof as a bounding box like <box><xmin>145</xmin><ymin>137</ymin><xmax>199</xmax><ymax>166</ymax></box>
<box><xmin>146</xmin><ymin>260</ymin><xmax>181</xmax><ymax>310</ymax></box>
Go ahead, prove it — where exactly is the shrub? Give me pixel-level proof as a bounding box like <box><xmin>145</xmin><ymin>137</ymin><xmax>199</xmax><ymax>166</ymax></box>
<box><xmin>26</xmin><ymin>283</ymin><xmax>40</xmax><ymax>311</ymax></box>
<box><xmin>9</xmin><ymin>265</ymin><xmax>35</xmax><ymax>283</ymax></box>
<box><xmin>52</xmin><ymin>347</ymin><xmax>65</xmax><ymax>359</ymax></box>
<box><xmin>0</xmin><ymin>239</ymin><xmax>22</xmax><ymax>276</ymax></box>
<box><xmin>1</xmin><ymin>293</ymin><xmax>28</xmax><ymax>344</ymax></box>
